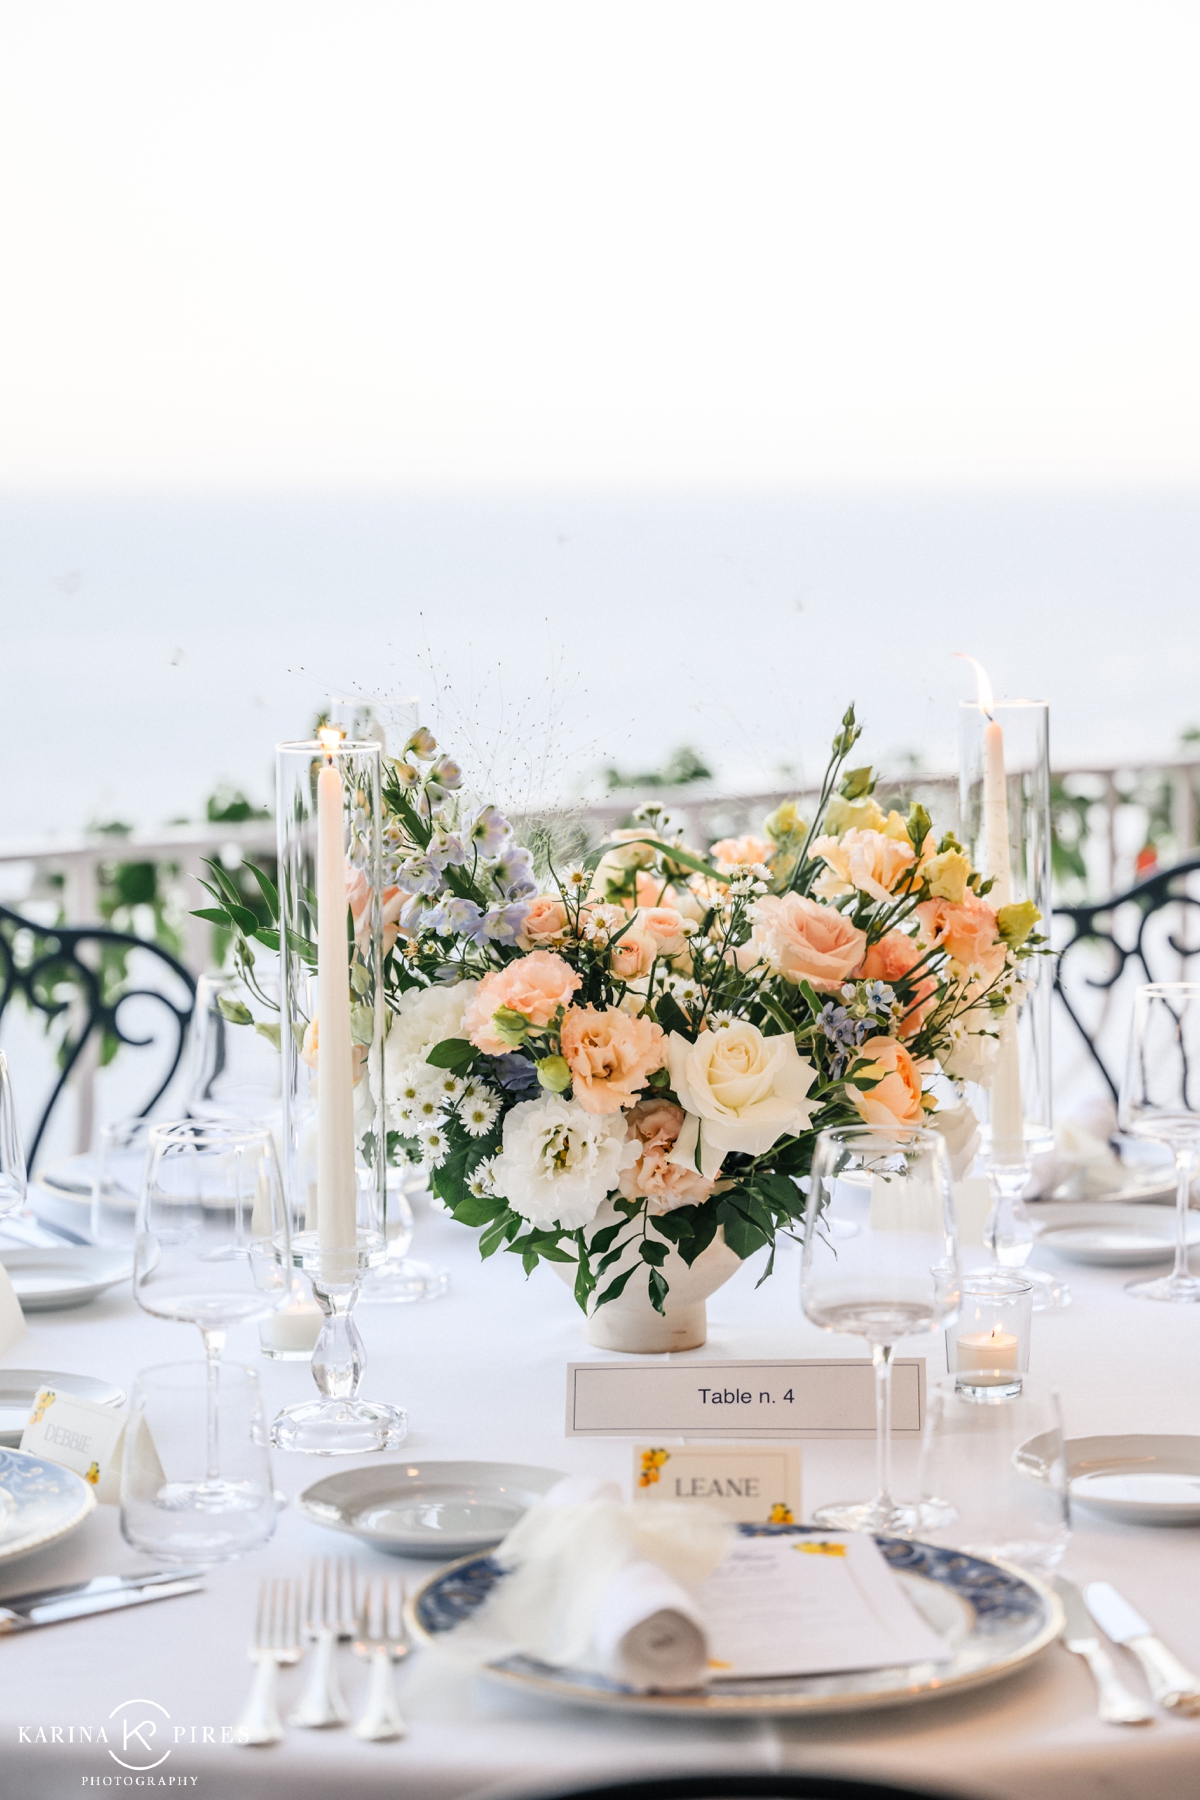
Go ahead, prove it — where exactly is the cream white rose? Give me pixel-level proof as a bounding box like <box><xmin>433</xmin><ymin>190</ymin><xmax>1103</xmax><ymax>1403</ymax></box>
<box><xmin>491</xmin><ymin>1093</ymin><xmax>638</xmax><ymax>1230</ymax></box>
<box><xmin>666</xmin><ymin>1022</ymin><xmax>818</xmax><ymax>1175</ymax></box>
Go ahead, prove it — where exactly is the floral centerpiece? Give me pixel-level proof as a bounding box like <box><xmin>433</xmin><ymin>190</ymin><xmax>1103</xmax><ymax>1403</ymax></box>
<box><xmin>202</xmin><ymin>707</ymin><xmax>1041</xmax><ymax>1327</ymax></box>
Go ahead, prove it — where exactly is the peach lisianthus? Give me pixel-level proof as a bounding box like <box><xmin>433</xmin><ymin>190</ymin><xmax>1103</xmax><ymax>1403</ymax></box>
<box><xmin>618</xmin><ymin>1099</ymin><xmax>715</xmax><ymax>1211</ymax></box>
<box><xmin>516</xmin><ymin>894</ymin><xmax>571</xmax><ymax>950</ymax></box>
<box><xmin>916</xmin><ymin>895</ymin><xmax>1006</xmax><ymax>980</ymax></box>
<box><xmin>848</xmin><ymin>1035</ymin><xmax>925</xmax><ymax>1128</ymax></box>
<box><xmin>749</xmin><ymin>892</ymin><xmax>866</xmax><ymax>992</ymax></box>
<box><xmin>857</xmin><ymin>930</ymin><xmax>936</xmax><ymax>1038</ymax></box>
<box><xmin>346</xmin><ymin>868</ymin><xmax>405</xmax><ymax>955</ymax></box>
<box><xmin>463</xmin><ymin>951</ymin><xmax>581</xmax><ymax>1054</ymax></box>
<box><xmin>609</xmin><ymin>924</ymin><xmax>659</xmax><ymax>982</ymax></box>
<box><xmin>810</xmin><ymin>828</ymin><xmax>916</xmax><ymax>904</ymax></box>
<box><xmin>560</xmin><ymin>1005</ymin><xmax>666</xmax><ymax>1114</ymax></box>
<box><xmin>710</xmin><ymin>833</ymin><xmax>773</xmax><ymax>873</ymax></box>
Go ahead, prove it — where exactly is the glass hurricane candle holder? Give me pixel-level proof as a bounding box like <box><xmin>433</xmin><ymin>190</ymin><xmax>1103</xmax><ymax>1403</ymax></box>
<box><xmin>270</xmin><ymin>735</ymin><xmax>407</xmax><ymax>1455</ymax></box>
<box><xmin>946</xmin><ymin>1272</ymin><xmax>1033</xmax><ymax>1399</ymax></box>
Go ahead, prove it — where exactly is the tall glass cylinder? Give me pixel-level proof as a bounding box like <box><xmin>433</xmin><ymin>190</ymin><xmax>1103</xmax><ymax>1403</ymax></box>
<box><xmin>959</xmin><ymin>699</ymin><xmax>1052</xmax><ymax>1160</ymax></box>
<box><xmin>271</xmin><ymin>737</ymin><xmax>406</xmax><ymax>1455</ymax></box>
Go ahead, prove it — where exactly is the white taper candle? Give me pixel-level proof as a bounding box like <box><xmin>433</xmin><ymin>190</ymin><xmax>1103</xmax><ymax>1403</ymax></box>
<box><xmin>316</xmin><ymin>750</ymin><xmax>358</xmax><ymax>1250</ymax></box>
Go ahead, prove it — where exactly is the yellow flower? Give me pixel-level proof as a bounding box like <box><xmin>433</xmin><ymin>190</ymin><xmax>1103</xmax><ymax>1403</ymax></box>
<box><xmin>823</xmin><ymin>794</ymin><xmax>886</xmax><ymax>837</ymax></box>
<box><xmin>763</xmin><ymin>799</ymin><xmax>806</xmax><ymax>843</ymax></box>
<box><xmin>997</xmin><ymin>899</ymin><xmax>1041</xmax><ymax>946</ymax></box>
<box><xmin>926</xmin><ymin>849</ymin><xmax>971</xmax><ymax>904</ymax></box>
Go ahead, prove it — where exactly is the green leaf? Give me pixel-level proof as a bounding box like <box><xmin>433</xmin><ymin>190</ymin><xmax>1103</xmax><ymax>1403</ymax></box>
<box><xmin>595</xmin><ymin>836</ymin><xmax>730</xmax><ymax>885</ymax></box>
<box><xmin>718</xmin><ymin>1193</ymin><xmax>771</xmax><ymax>1259</ymax></box>
<box><xmin>191</xmin><ymin>907</ymin><xmax>232</xmax><ymax>927</ymax></box>
<box><xmin>245</xmin><ymin>862</ymin><xmax>279</xmax><ymax>919</ymax></box>
<box><xmin>426</xmin><ymin>1037</ymin><xmax>480</xmax><ymax>1071</ymax></box>
<box><xmin>654</xmin><ymin>992</ymin><xmax>693</xmax><ymax>1040</ymax></box>
<box><xmin>216</xmin><ymin>994</ymin><xmax>254</xmax><ymax>1026</ymax></box>
<box><xmin>224</xmin><ymin>903</ymin><xmax>260</xmax><ymax>935</ymax></box>
<box><xmin>253</xmin><ymin>1021</ymin><xmax>282</xmax><ymax>1051</ymax></box>
<box><xmin>450</xmin><ymin>1192</ymin><xmax>506</xmax><ymax>1227</ymax></box>
<box><xmin>754</xmin><ymin>1246</ymin><xmax>777</xmax><ymax>1288</ymax></box>
<box><xmin>639</xmin><ymin>1239</ymin><xmax>669</xmax><ymax>1267</ymax></box>
<box><xmin>586</xmin><ymin>1221</ymin><xmax>625</xmax><ymax>1257</ymax></box>
<box><xmin>647</xmin><ymin>1267</ymin><xmax>669</xmax><ymax>1315</ymax></box>
<box><xmin>594</xmin><ymin>1265</ymin><xmax>637</xmax><ymax>1308</ymax></box>
<box><xmin>478</xmin><ymin>1211</ymin><xmax>520</xmax><ymax>1259</ymax></box>
<box><xmin>253</xmin><ymin>927</ymin><xmax>281</xmax><ymax>952</ymax></box>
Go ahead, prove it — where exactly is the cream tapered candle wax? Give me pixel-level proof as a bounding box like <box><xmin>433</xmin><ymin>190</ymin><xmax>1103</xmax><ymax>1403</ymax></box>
<box><xmin>315</xmin><ymin>731</ymin><xmax>358</xmax><ymax>1250</ymax></box>
<box><xmin>974</xmin><ymin>670</ymin><xmax>1023</xmax><ymax>1157</ymax></box>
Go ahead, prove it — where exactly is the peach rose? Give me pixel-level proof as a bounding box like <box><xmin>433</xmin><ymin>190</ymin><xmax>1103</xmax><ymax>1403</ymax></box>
<box><xmin>634</xmin><ymin>870</ymin><xmax>677</xmax><ymax>911</ymax></box>
<box><xmin>848</xmin><ymin>1035</ymin><xmax>925</xmax><ymax>1128</ymax></box>
<box><xmin>811</xmin><ymin>828</ymin><xmax>917</xmax><ymax>903</ymax></box>
<box><xmin>915</xmin><ymin>895</ymin><xmax>1005</xmax><ymax>979</ymax></box>
<box><xmin>463</xmin><ymin>951</ymin><xmax>581</xmax><ymax>1053</ymax></box>
<box><xmin>346</xmin><ymin>868</ymin><xmax>405</xmax><ymax>954</ymax></box>
<box><xmin>635</xmin><ymin>905</ymin><xmax>689</xmax><ymax>958</ymax></box>
<box><xmin>561</xmin><ymin>1005</ymin><xmax>666</xmax><ymax>1114</ymax></box>
<box><xmin>618</xmin><ymin>1098</ymin><xmax>715</xmax><ymax>1212</ymax></box>
<box><xmin>609</xmin><ymin>923</ymin><xmax>659</xmax><ymax>982</ymax></box>
<box><xmin>710</xmin><ymin>833</ymin><xmax>773</xmax><ymax>873</ymax></box>
<box><xmin>299</xmin><ymin>1016</ymin><xmax>367</xmax><ymax>1085</ymax></box>
<box><xmin>748</xmin><ymin>892</ymin><xmax>867</xmax><ymax>991</ymax></box>
<box><xmin>516</xmin><ymin>894</ymin><xmax>570</xmax><ymax>950</ymax></box>
<box><xmin>858</xmin><ymin>930</ymin><xmax>936</xmax><ymax>1038</ymax></box>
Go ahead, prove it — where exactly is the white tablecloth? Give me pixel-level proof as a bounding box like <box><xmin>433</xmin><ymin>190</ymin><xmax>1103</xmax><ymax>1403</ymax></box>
<box><xmin>4</xmin><ymin>1195</ymin><xmax>1200</xmax><ymax>1800</ymax></box>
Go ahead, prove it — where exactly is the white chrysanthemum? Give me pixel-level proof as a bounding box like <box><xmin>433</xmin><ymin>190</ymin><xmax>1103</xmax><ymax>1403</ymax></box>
<box><xmin>433</xmin><ymin>1072</ymin><xmax>467</xmax><ymax>1105</ymax></box>
<box><xmin>419</xmin><ymin>1124</ymin><xmax>450</xmax><ymax>1168</ymax></box>
<box><xmin>467</xmin><ymin>1158</ymin><xmax>499</xmax><ymax>1200</ymax></box>
<box><xmin>372</xmin><ymin>980</ymin><xmax>480</xmax><ymax>1107</ymax></box>
<box><xmin>490</xmin><ymin>1094</ymin><xmax>638</xmax><ymax>1230</ymax></box>
<box><xmin>411</xmin><ymin>1094</ymin><xmax>444</xmax><ymax>1127</ymax></box>
<box><xmin>460</xmin><ymin>1091</ymin><xmax>501</xmax><ymax>1138</ymax></box>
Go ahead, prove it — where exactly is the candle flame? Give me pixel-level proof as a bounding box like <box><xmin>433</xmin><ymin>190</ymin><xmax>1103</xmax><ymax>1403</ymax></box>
<box><xmin>956</xmin><ymin>652</ymin><xmax>994</xmax><ymax>718</ymax></box>
<box><xmin>317</xmin><ymin>725</ymin><xmax>345</xmax><ymax>759</ymax></box>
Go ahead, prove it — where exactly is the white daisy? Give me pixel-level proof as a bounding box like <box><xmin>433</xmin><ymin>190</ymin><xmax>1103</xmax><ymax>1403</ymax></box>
<box><xmin>460</xmin><ymin>1091</ymin><xmax>501</xmax><ymax>1138</ymax></box>
<box><xmin>419</xmin><ymin>1125</ymin><xmax>450</xmax><ymax>1169</ymax></box>
<box><xmin>434</xmin><ymin>1072</ymin><xmax>467</xmax><ymax>1105</ymax></box>
<box><xmin>468</xmin><ymin>1157</ymin><xmax>499</xmax><ymax>1199</ymax></box>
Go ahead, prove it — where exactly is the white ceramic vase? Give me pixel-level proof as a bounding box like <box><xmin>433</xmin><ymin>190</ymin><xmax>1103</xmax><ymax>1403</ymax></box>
<box><xmin>551</xmin><ymin>1201</ymin><xmax>742</xmax><ymax>1353</ymax></box>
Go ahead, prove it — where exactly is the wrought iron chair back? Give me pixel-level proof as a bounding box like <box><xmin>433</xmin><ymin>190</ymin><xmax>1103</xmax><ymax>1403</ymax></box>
<box><xmin>0</xmin><ymin>904</ymin><xmax>196</xmax><ymax>1169</ymax></box>
<box><xmin>1053</xmin><ymin>855</ymin><xmax>1200</xmax><ymax>1102</ymax></box>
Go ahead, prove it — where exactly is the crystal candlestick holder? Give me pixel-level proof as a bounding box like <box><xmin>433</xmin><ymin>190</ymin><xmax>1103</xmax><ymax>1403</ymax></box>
<box><xmin>270</xmin><ymin>1230</ymin><xmax>407</xmax><ymax>1456</ymax></box>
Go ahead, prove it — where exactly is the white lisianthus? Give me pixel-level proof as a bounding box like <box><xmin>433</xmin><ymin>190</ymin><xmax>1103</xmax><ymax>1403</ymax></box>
<box><xmin>491</xmin><ymin>1094</ymin><xmax>638</xmax><ymax>1230</ymax></box>
<box><xmin>666</xmin><ymin>1021</ymin><xmax>818</xmax><ymax>1175</ymax></box>
<box><xmin>940</xmin><ymin>1013</ymin><xmax>999</xmax><ymax>1087</ymax></box>
<box><xmin>371</xmin><ymin>980</ymin><xmax>480</xmax><ymax>1109</ymax></box>
<box><xmin>928</xmin><ymin>1097</ymin><xmax>981</xmax><ymax>1179</ymax></box>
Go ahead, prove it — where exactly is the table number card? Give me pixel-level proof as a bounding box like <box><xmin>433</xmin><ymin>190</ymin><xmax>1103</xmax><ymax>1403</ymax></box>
<box><xmin>20</xmin><ymin>1386</ymin><xmax>161</xmax><ymax>1505</ymax></box>
<box><xmin>632</xmin><ymin>1442</ymin><xmax>802</xmax><ymax>1523</ymax></box>
<box><xmin>566</xmin><ymin>1358</ymin><xmax>925</xmax><ymax>1439</ymax></box>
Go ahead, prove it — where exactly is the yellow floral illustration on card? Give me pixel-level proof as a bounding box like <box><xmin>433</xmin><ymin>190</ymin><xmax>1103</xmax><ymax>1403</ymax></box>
<box><xmin>768</xmin><ymin>1501</ymin><xmax>795</xmax><ymax>1524</ymax></box>
<box><xmin>638</xmin><ymin>1448</ymin><xmax>670</xmax><ymax>1488</ymax></box>
<box><xmin>29</xmin><ymin>1389</ymin><xmax>55</xmax><ymax>1426</ymax></box>
<box><xmin>796</xmin><ymin>1539</ymin><xmax>846</xmax><ymax>1556</ymax></box>
<box><xmin>85</xmin><ymin>1461</ymin><xmax>101</xmax><ymax>1486</ymax></box>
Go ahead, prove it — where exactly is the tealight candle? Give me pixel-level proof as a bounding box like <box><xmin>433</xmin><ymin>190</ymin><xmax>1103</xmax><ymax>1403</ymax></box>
<box><xmin>260</xmin><ymin>1282</ymin><xmax>324</xmax><ymax>1361</ymax></box>
<box><xmin>955</xmin><ymin>1328</ymin><xmax>1019</xmax><ymax>1375</ymax></box>
<box><xmin>947</xmin><ymin>1271</ymin><xmax>1033</xmax><ymax>1398</ymax></box>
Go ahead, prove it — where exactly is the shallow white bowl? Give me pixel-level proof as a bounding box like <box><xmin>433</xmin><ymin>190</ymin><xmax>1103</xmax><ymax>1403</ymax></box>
<box><xmin>1067</xmin><ymin>1434</ymin><xmax>1200</xmax><ymax>1525</ymax></box>
<box><xmin>298</xmin><ymin>1459</ymin><xmax>565</xmax><ymax>1557</ymax></box>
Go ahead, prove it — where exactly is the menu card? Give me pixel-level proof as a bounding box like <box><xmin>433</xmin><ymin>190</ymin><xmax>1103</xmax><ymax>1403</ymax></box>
<box><xmin>700</xmin><ymin>1533</ymin><xmax>952</xmax><ymax>1678</ymax></box>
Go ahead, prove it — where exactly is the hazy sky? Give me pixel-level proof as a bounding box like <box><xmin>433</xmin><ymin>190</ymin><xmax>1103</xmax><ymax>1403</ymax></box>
<box><xmin>1</xmin><ymin>2</ymin><xmax>1198</xmax><ymax>489</ymax></box>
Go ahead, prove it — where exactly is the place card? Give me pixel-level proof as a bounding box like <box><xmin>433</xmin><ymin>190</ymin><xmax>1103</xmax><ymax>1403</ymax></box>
<box><xmin>701</xmin><ymin>1531</ymin><xmax>952</xmax><ymax>1677</ymax></box>
<box><xmin>566</xmin><ymin>1358</ymin><xmax>924</xmax><ymax>1439</ymax></box>
<box><xmin>20</xmin><ymin>1386</ymin><xmax>162</xmax><ymax>1505</ymax></box>
<box><xmin>632</xmin><ymin>1442</ymin><xmax>802</xmax><ymax>1523</ymax></box>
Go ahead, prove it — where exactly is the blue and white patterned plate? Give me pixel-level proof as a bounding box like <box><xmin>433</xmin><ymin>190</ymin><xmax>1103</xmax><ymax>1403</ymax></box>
<box><xmin>408</xmin><ymin>1523</ymin><xmax>1063</xmax><ymax>1716</ymax></box>
<box><xmin>0</xmin><ymin>1448</ymin><xmax>96</xmax><ymax>1566</ymax></box>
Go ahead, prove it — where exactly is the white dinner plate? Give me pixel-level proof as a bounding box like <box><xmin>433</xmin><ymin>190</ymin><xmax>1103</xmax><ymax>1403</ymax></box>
<box><xmin>1066</xmin><ymin>1435</ymin><xmax>1200</xmax><ymax>1525</ymax></box>
<box><xmin>409</xmin><ymin>1525</ymin><xmax>1062</xmax><ymax>1716</ymax></box>
<box><xmin>298</xmin><ymin>1460</ymin><xmax>566</xmax><ymax>1557</ymax></box>
<box><xmin>0</xmin><ymin>1247</ymin><xmax>131</xmax><ymax>1311</ymax></box>
<box><xmin>0</xmin><ymin>1447</ymin><xmax>96</xmax><ymax>1565</ymax></box>
<box><xmin>34</xmin><ymin>1153</ymin><xmax>96</xmax><ymax>1203</ymax></box>
<box><xmin>0</xmin><ymin>1370</ymin><xmax>126</xmax><ymax>1447</ymax></box>
<box><xmin>1031</xmin><ymin>1202</ymin><xmax>1200</xmax><ymax>1266</ymax></box>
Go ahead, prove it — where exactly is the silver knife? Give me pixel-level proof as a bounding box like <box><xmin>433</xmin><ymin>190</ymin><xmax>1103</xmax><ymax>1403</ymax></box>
<box><xmin>1054</xmin><ymin>1576</ymin><xmax>1154</xmax><ymax>1725</ymax></box>
<box><xmin>0</xmin><ymin>1577</ymin><xmax>205</xmax><ymax>1633</ymax></box>
<box><xmin>0</xmin><ymin>1567</ymin><xmax>209</xmax><ymax>1612</ymax></box>
<box><xmin>1085</xmin><ymin>1581</ymin><xmax>1200</xmax><ymax>1716</ymax></box>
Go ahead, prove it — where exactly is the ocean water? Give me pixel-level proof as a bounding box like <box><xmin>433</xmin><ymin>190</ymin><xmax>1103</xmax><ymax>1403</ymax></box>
<box><xmin>2</xmin><ymin>487</ymin><xmax>1199</xmax><ymax>841</ymax></box>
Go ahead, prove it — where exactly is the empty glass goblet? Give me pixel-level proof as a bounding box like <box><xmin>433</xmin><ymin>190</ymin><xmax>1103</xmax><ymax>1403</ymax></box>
<box><xmin>0</xmin><ymin>1051</ymin><xmax>27</xmax><ymax>1217</ymax></box>
<box><xmin>802</xmin><ymin>1123</ymin><xmax>961</xmax><ymax>1532</ymax></box>
<box><xmin>1119</xmin><ymin>982</ymin><xmax>1200</xmax><ymax>1303</ymax></box>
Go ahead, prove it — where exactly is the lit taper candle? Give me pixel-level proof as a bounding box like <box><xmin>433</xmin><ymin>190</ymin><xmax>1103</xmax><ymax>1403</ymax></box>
<box><xmin>315</xmin><ymin>727</ymin><xmax>358</xmax><ymax>1250</ymax></box>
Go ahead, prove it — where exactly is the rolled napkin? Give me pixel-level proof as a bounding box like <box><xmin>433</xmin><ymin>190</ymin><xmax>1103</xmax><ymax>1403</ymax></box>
<box><xmin>459</xmin><ymin>1479</ymin><xmax>732</xmax><ymax>1691</ymax></box>
<box><xmin>590</xmin><ymin>1557</ymin><xmax>709</xmax><ymax>1690</ymax></box>
<box><xmin>1029</xmin><ymin>1107</ymin><xmax>1124</xmax><ymax>1200</ymax></box>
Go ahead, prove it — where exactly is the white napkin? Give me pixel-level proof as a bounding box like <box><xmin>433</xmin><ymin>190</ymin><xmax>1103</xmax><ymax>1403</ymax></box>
<box><xmin>590</xmin><ymin>1558</ymin><xmax>708</xmax><ymax>1690</ymax></box>
<box><xmin>464</xmin><ymin>1477</ymin><xmax>732</xmax><ymax>1690</ymax></box>
<box><xmin>1030</xmin><ymin>1104</ymin><xmax>1123</xmax><ymax>1200</ymax></box>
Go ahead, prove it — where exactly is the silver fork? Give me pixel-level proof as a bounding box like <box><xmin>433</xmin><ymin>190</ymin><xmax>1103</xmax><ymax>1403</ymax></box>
<box><xmin>290</xmin><ymin>1557</ymin><xmax>356</xmax><ymax>1728</ymax></box>
<box><xmin>352</xmin><ymin>1578</ymin><xmax>409</xmax><ymax>1742</ymax></box>
<box><xmin>235</xmin><ymin>1579</ymin><xmax>303</xmax><ymax>1748</ymax></box>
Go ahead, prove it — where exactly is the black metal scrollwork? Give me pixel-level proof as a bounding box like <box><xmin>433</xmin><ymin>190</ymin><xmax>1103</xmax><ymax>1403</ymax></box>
<box><xmin>0</xmin><ymin>904</ymin><xmax>196</xmax><ymax>1168</ymax></box>
<box><xmin>1053</xmin><ymin>856</ymin><xmax>1200</xmax><ymax>1101</ymax></box>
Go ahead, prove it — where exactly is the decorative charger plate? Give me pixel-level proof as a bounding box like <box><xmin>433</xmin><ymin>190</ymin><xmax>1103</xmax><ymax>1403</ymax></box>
<box><xmin>408</xmin><ymin>1524</ymin><xmax>1062</xmax><ymax>1716</ymax></box>
<box><xmin>298</xmin><ymin>1460</ymin><xmax>566</xmax><ymax>1558</ymax></box>
<box><xmin>0</xmin><ymin>1248</ymin><xmax>131</xmax><ymax>1311</ymax></box>
<box><xmin>0</xmin><ymin>1448</ymin><xmax>96</xmax><ymax>1565</ymax></box>
<box><xmin>1032</xmin><ymin>1202</ymin><xmax>1200</xmax><ymax>1266</ymax></box>
<box><xmin>0</xmin><ymin>1371</ymin><xmax>126</xmax><ymax>1447</ymax></box>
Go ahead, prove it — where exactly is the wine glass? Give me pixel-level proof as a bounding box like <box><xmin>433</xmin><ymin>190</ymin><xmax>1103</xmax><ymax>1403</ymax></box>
<box><xmin>135</xmin><ymin>1121</ymin><xmax>291</xmax><ymax>1508</ymax></box>
<box><xmin>1119</xmin><ymin>982</ymin><xmax>1200</xmax><ymax>1302</ymax></box>
<box><xmin>185</xmin><ymin>972</ymin><xmax>282</xmax><ymax>1125</ymax></box>
<box><xmin>801</xmin><ymin>1124</ymin><xmax>961</xmax><ymax>1532</ymax></box>
<box><xmin>91</xmin><ymin>1115</ymin><xmax>153</xmax><ymax>1247</ymax></box>
<box><xmin>0</xmin><ymin>1051</ymin><xmax>27</xmax><ymax>1217</ymax></box>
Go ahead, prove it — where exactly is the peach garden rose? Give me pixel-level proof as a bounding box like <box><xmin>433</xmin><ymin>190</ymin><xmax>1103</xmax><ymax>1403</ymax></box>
<box><xmin>848</xmin><ymin>1035</ymin><xmax>925</xmax><ymax>1128</ymax></box>
<box><xmin>749</xmin><ymin>892</ymin><xmax>866</xmax><ymax>992</ymax></box>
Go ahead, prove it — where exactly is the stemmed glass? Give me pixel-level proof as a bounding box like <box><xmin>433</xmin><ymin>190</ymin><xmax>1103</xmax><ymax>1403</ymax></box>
<box><xmin>802</xmin><ymin>1124</ymin><xmax>961</xmax><ymax>1532</ymax></box>
<box><xmin>185</xmin><ymin>971</ymin><xmax>282</xmax><ymax>1125</ymax></box>
<box><xmin>0</xmin><ymin>1051</ymin><xmax>27</xmax><ymax>1217</ymax></box>
<box><xmin>134</xmin><ymin>1121</ymin><xmax>291</xmax><ymax>1509</ymax></box>
<box><xmin>1119</xmin><ymin>982</ymin><xmax>1200</xmax><ymax>1303</ymax></box>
